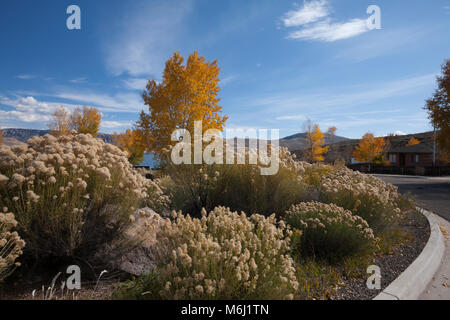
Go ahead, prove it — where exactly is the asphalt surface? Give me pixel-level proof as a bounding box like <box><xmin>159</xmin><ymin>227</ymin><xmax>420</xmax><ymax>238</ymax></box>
<box><xmin>374</xmin><ymin>174</ymin><xmax>450</xmax><ymax>221</ymax></box>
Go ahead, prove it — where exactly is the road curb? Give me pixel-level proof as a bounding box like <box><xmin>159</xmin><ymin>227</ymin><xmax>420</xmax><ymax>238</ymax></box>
<box><xmin>373</xmin><ymin>207</ymin><xmax>445</xmax><ymax>300</ymax></box>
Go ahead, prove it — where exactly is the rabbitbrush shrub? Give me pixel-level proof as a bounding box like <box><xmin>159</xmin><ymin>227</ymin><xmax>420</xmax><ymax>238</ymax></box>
<box><xmin>0</xmin><ymin>207</ymin><xmax>25</xmax><ymax>282</ymax></box>
<box><xmin>285</xmin><ymin>201</ymin><xmax>376</xmax><ymax>262</ymax></box>
<box><xmin>114</xmin><ymin>206</ymin><xmax>299</xmax><ymax>300</ymax></box>
<box><xmin>0</xmin><ymin>134</ymin><xmax>167</xmax><ymax>264</ymax></box>
<box><xmin>318</xmin><ymin>167</ymin><xmax>402</xmax><ymax>232</ymax></box>
<box><xmin>164</xmin><ymin>147</ymin><xmax>307</xmax><ymax>217</ymax></box>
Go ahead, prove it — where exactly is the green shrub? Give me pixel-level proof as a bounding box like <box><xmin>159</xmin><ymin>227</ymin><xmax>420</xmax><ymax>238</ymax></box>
<box><xmin>114</xmin><ymin>206</ymin><xmax>299</xmax><ymax>300</ymax></box>
<box><xmin>285</xmin><ymin>201</ymin><xmax>376</xmax><ymax>262</ymax></box>
<box><xmin>163</xmin><ymin>148</ymin><xmax>307</xmax><ymax>217</ymax></box>
<box><xmin>0</xmin><ymin>134</ymin><xmax>161</xmax><ymax>265</ymax></box>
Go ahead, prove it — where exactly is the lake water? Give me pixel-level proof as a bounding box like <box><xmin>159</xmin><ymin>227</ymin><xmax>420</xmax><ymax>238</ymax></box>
<box><xmin>137</xmin><ymin>153</ymin><xmax>159</xmax><ymax>169</ymax></box>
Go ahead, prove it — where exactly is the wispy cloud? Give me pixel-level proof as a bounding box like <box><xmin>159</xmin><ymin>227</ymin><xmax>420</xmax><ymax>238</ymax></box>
<box><xmin>15</xmin><ymin>74</ymin><xmax>36</xmax><ymax>80</ymax></box>
<box><xmin>123</xmin><ymin>78</ymin><xmax>149</xmax><ymax>91</ymax></box>
<box><xmin>281</xmin><ymin>1</ymin><xmax>371</xmax><ymax>42</ymax></box>
<box><xmin>287</xmin><ymin>18</ymin><xmax>368</xmax><ymax>42</ymax></box>
<box><xmin>52</xmin><ymin>90</ymin><xmax>143</xmax><ymax>112</ymax></box>
<box><xmin>334</xmin><ymin>27</ymin><xmax>429</xmax><ymax>62</ymax></box>
<box><xmin>69</xmin><ymin>77</ymin><xmax>87</xmax><ymax>84</ymax></box>
<box><xmin>220</xmin><ymin>75</ymin><xmax>236</xmax><ymax>86</ymax></box>
<box><xmin>242</xmin><ymin>73</ymin><xmax>436</xmax><ymax>113</ymax></box>
<box><xmin>101</xmin><ymin>120</ymin><xmax>133</xmax><ymax>129</ymax></box>
<box><xmin>282</xmin><ymin>0</ymin><xmax>330</xmax><ymax>27</ymax></box>
<box><xmin>104</xmin><ymin>0</ymin><xmax>192</xmax><ymax>76</ymax></box>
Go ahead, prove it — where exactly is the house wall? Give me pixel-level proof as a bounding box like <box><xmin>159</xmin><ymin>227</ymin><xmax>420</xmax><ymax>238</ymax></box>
<box><xmin>387</xmin><ymin>152</ymin><xmax>434</xmax><ymax>166</ymax></box>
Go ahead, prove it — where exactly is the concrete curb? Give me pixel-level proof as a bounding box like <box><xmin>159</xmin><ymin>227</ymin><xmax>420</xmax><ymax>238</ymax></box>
<box><xmin>374</xmin><ymin>207</ymin><xmax>445</xmax><ymax>300</ymax></box>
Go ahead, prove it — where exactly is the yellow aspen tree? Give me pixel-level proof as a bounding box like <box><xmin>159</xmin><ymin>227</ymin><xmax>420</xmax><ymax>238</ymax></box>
<box><xmin>137</xmin><ymin>51</ymin><xmax>228</xmax><ymax>158</ymax></box>
<box><xmin>113</xmin><ymin>129</ymin><xmax>146</xmax><ymax>165</ymax></box>
<box><xmin>70</xmin><ymin>106</ymin><xmax>102</xmax><ymax>137</ymax></box>
<box><xmin>406</xmin><ymin>137</ymin><xmax>420</xmax><ymax>146</ymax></box>
<box><xmin>305</xmin><ymin>122</ymin><xmax>329</xmax><ymax>162</ymax></box>
<box><xmin>0</xmin><ymin>129</ymin><xmax>3</xmax><ymax>145</ymax></box>
<box><xmin>48</xmin><ymin>106</ymin><xmax>71</xmax><ymax>137</ymax></box>
<box><xmin>353</xmin><ymin>133</ymin><xmax>386</xmax><ymax>163</ymax></box>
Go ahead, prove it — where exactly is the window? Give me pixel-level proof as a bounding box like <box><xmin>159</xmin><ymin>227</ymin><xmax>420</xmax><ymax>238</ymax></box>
<box><xmin>412</xmin><ymin>154</ymin><xmax>419</xmax><ymax>163</ymax></box>
<box><xmin>389</xmin><ymin>154</ymin><xmax>397</xmax><ymax>163</ymax></box>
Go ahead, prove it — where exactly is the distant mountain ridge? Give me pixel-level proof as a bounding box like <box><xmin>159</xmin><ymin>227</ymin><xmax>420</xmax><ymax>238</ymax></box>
<box><xmin>1</xmin><ymin>128</ymin><xmax>349</xmax><ymax>150</ymax></box>
<box><xmin>280</xmin><ymin>132</ymin><xmax>350</xmax><ymax>151</ymax></box>
<box><xmin>1</xmin><ymin>128</ymin><xmax>114</xmax><ymax>144</ymax></box>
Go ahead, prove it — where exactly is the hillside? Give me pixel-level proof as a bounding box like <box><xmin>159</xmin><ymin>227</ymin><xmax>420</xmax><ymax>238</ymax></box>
<box><xmin>280</xmin><ymin>132</ymin><xmax>349</xmax><ymax>151</ymax></box>
<box><xmin>1</xmin><ymin>128</ymin><xmax>114</xmax><ymax>144</ymax></box>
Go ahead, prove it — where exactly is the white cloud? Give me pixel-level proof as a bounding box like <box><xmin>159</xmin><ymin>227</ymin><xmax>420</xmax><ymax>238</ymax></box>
<box><xmin>282</xmin><ymin>0</ymin><xmax>330</xmax><ymax>27</ymax></box>
<box><xmin>394</xmin><ymin>130</ymin><xmax>406</xmax><ymax>136</ymax></box>
<box><xmin>123</xmin><ymin>78</ymin><xmax>149</xmax><ymax>91</ymax></box>
<box><xmin>0</xmin><ymin>96</ymin><xmax>72</xmax><ymax>123</ymax></box>
<box><xmin>104</xmin><ymin>0</ymin><xmax>192</xmax><ymax>76</ymax></box>
<box><xmin>281</xmin><ymin>1</ymin><xmax>371</xmax><ymax>42</ymax></box>
<box><xmin>287</xmin><ymin>18</ymin><xmax>369</xmax><ymax>42</ymax></box>
<box><xmin>101</xmin><ymin>120</ymin><xmax>133</xmax><ymax>129</ymax></box>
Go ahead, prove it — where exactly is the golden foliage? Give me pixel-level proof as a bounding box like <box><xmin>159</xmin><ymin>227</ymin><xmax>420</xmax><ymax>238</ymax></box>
<box><xmin>305</xmin><ymin>122</ymin><xmax>329</xmax><ymax>162</ymax></box>
<box><xmin>353</xmin><ymin>133</ymin><xmax>386</xmax><ymax>163</ymax></box>
<box><xmin>48</xmin><ymin>106</ymin><xmax>71</xmax><ymax>137</ymax></box>
<box><xmin>137</xmin><ymin>51</ymin><xmax>228</xmax><ymax>158</ymax></box>
<box><xmin>113</xmin><ymin>129</ymin><xmax>146</xmax><ymax>165</ymax></box>
<box><xmin>406</xmin><ymin>137</ymin><xmax>420</xmax><ymax>146</ymax></box>
<box><xmin>426</xmin><ymin>59</ymin><xmax>450</xmax><ymax>158</ymax></box>
<box><xmin>70</xmin><ymin>106</ymin><xmax>102</xmax><ymax>137</ymax></box>
<box><xmin>48</xmin><ymin>106</ymin><xmax>102</xmax><ymax>138</ymax></box>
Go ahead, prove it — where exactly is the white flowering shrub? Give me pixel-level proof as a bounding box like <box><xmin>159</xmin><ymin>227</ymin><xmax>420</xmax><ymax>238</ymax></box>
<box><xmin>285</xmin><ymin>202</ymin><xmax>376</xmax><ymax>262</ymax></box>
<box><xmin>318</xmin><ymin>167</ymin><xmax>401</xmax><ymax>232</ymax></box>
<box><xmin>0</xmin><ymin>208</ymin><xmax>25</xmax><ymax>282</ymax></box>
<box><xmin>164</xmin><ymin>147</ymin><xmax>306</xmax><ymax>217</ymax></box>
<box><xmin>0</xmin><ymin>134</ymin><xmax>166</xmax><ymax>263</ymax></box>
<box><xmin>115</xmin><ymin>206</ymin><xmax>299</xmax><ymax>300</ymax></box>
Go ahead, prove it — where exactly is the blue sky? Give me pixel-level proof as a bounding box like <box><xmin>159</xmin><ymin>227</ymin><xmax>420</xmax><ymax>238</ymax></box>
<box><xmin>1</xmin><ymin>0</ymin><xmax>449</xmax><ymax>138</ymax></box>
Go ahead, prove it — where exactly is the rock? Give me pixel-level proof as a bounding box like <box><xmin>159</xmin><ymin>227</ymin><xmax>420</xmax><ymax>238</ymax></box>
<box><xmin>112</xmin><ymin>208</ymin><xmax>164</xmax><ymax>276</ymax></box>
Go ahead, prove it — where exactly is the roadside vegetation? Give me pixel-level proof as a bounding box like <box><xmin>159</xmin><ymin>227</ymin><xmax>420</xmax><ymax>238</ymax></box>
<box><xmin>0</xmin><ymin>51</ymin><xmax>425</xmax><ymax>300</ymax></box>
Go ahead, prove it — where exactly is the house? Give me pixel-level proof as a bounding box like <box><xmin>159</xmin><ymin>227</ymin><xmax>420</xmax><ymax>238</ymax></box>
<box><xmin>386</xmin><ymin>144</ymin><xmax>437</xmax><ymax>166</ymax></box>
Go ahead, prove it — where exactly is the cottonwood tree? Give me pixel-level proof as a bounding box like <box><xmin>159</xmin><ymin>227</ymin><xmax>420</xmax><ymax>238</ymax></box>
<box><xmin>137</xmin><ymin>51</ymin><xmax>228</xmax><ymax>158</ymax></box>
<box><xmin>113</xmin><ymin>129</ymin><xmax>146</xmax><ymax>165</ymax></box>
<box><xmin>426</xmin><ymin>59</ymin><xmax>450</xmax><ymax>159</ymax></box>
<box><xmin>304</xmin><ymin>120</ymin><xmax>329</xmax><ymax>162</ymax></box>
<box><xmin>70</xmin><ymin>106</ymin><xmax>102</xmax><ymax>137</ymax></box>
<box><xmin>48</xmin><ymin>106</ymin><xmax>71</xmax><ymax>137</ymax></box>
<box><xmin>353</xmin><ymin>133</ymin><xmax>386</xmax><ymax>166</ymax></box>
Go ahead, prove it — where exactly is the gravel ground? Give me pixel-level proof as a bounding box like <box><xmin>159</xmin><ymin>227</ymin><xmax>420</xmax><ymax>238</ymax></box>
<box><xmin>335</xmin><ymin>209</ymin><xmax>430</xmax><ymax>300</ymax></box>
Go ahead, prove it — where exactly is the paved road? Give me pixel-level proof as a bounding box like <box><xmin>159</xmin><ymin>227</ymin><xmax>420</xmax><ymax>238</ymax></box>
<box><xmin>375</xmin><ymin>174</ymin><xmax>450</xmax><ymax>299</ymax></box>
<box><xmin>374</xmin><ymin>175</ymin><xmax>450</xmax><ymax>221</ymax></box>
